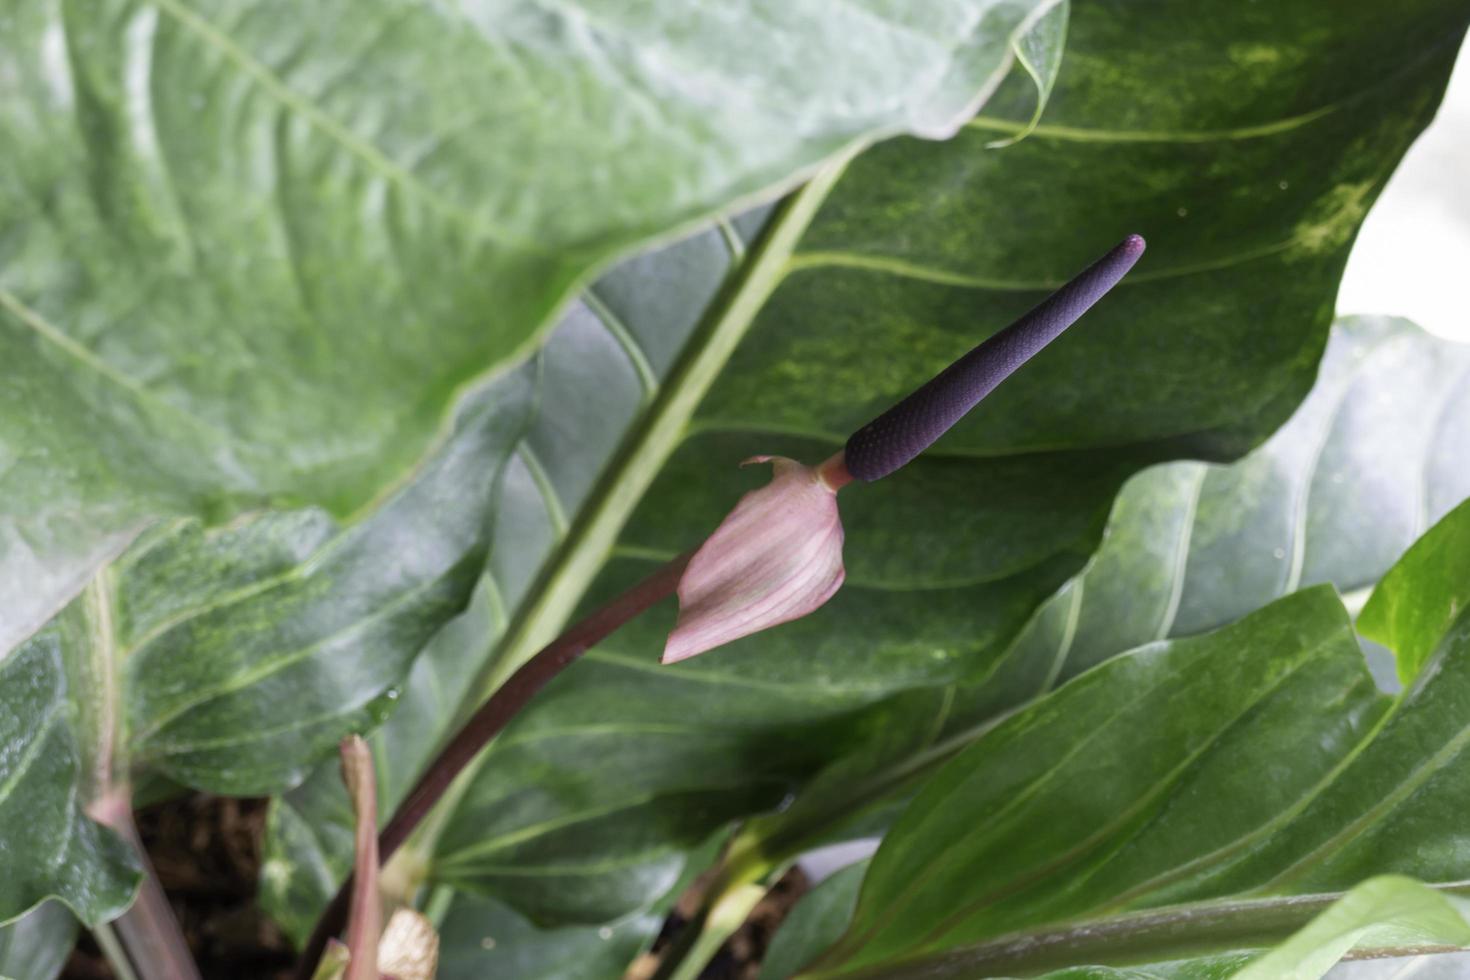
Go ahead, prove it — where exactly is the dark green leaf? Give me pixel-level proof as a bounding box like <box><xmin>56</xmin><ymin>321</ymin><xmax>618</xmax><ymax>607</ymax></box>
<box><xmin>0</xmin><ymin>618</ymin><xmax>140</xmax><ymax>928</ymax></box>
<box><xmin>797</xmin><ymin>505</ymin><xmax>1470</xmax><ymax>978</ymax></box>
<box><xmin>260</xmin><ymin>580</ymin><xmax>505</xmax><ymax>943</ymax></box>
<box><xmin>261</xmin><ymin>0</ymin><xmax>1469</xmax><ymax>948</ymax></box>
<box><xmin>0</xmin><ymin>0</ymin><xmax>1061</xmax><ymax>655</ymax></box>
<box><xmin>117</xmin><ymin>376</ymin><xmax>532</xmax><ymax>794</ymax></box>
<box><xmin>723</xmin><ymin>316</ymin><xmax>1470</xmax><ymax>881</ymax></box>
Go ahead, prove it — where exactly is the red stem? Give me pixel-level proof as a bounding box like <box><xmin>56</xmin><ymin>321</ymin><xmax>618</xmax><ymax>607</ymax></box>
<box><xmin>340</xmin><ymin>736</ymin><xmax>381</xmax><ymax>980</ymax></box>
<box><xmin>296</xmin><ymin>553</ymin><xmax>691</xmax><ymax>979</ymax></box>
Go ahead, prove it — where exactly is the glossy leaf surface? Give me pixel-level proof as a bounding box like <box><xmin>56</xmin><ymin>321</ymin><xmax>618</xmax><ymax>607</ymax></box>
<box><xmin>0</xmin><ymin>0</ymin><xmax>1060</xmax><ymax>655</ymax></box>
<box><xmin>432</xmin><ymin>0</ymin><xmax>1467</xmax><ymax>921</ymax></box>
<box><xmin>802</xmin><ymin>506</ymin><xmax>1470</xmax><ymax>978</ymax></box>
<box><xmin>259</xmin><ymin>0</ymin><xmax>1469</xmax><ymax>955</ymax></box>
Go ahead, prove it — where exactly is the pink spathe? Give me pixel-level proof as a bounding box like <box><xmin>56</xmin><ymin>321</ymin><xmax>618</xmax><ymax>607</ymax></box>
<box><xmin>662</xmin><ymin>455</ymin><xmax>848</xmax><ymax>664</ymax></box>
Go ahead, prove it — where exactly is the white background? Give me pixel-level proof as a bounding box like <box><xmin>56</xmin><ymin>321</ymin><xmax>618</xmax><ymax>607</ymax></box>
<box><xmin>1340</xmin><ymin>42</ymin><xmax>1470</xmax><ymax>342</ymax></box>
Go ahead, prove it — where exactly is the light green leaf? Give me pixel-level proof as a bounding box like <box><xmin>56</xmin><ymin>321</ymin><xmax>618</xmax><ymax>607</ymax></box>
<box><xmin>984</xmin><ymin>0</ymin><xmax>1069</xmax><ymax>147</ymax></box>
<box><xmin>805</xmin><ymin>587</ymin><xmax>1383</xmax><ymax>978</ymax></box>
<box><xmin>794</xmin><ymin>506</ymin><xmax>1470</xmax><ymax>978</ymax></box>
<box><xmin>0</xmin><ymin>0</ymin><xmax>1064</xmax><ymax>655</ymax></box>
<box><xmin>261</xmin><ymin>0</ymin><xmax>1470</xmax><ymax>952</ymax></box>
<box><xmin>1235</xmin><ymin>877</ymin><xmax>1470</xmax><ymax>980</ymax></box>
<box><xmin>0</xmin><ymin>902</ymin><xmax>78</xmax><ymax>980</ymax></box>
<box><xmin>1360</xmin><ymin>497</ymin><xmax>1470</xmax><ymax>684</ymax></box>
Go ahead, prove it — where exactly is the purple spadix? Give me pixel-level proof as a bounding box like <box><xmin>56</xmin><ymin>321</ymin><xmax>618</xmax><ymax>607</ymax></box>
<box><xmin>843</xmin><ymin>234</ymin><xmax>1146</xmax><ymax>482</ymax></box>
<box><xmin>660</xmin><ymin>233</ymin><xmax>1145</xmax><ymax>664</ymax></box>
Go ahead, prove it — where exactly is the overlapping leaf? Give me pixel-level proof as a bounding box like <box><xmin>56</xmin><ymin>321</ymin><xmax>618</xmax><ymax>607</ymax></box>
<box><xmin>800</xmin><ymin>500</ymin><xmax>1470</xmax><ymax>979</ymax></box>
<box><xmin>1006</xmin><ymin>314</ymin><xmax>1470</xmax><ymax>691</ymax></box>
<box><xmin>1234</xmin><ymin>877</ymin><xmax>1470</xmax><ymax>980</ymax></box>
<box><xmin>259</xmin><ymin>0</ymin><xmax>1470</xmax><ymax>960</ymax></box>
<box><xmin>0</xmin><ymin>0</ymin><xmax>1063</xmax><ymax>654</ymax></box>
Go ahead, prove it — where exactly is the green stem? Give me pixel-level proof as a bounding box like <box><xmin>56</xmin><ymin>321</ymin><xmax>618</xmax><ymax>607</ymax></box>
<box><xmin>391</xmin><ymin>147</ymin><xmax>858</xmax><ymax>901</ymax></box>
<box><xmin>651</xmin><ymin>882</ymin><xmax>769</xmax><ymax>980</ymax></box>
<box><xmin>421</xmin><ymin>885</ymin><xmax>456</xmax><ymax>929</ymax></box>
<box><xmin>464</xmin><ymin>150</ymin><xmax>854</xmax><ymax>705</ymax></box>
<box><xmin>92</xmin><ymin>923</ymin><xmax>142</xmax><ymax>980</ymax></box>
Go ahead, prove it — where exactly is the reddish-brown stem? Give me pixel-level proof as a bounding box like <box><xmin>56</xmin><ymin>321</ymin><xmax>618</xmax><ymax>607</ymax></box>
<box><xmin>296</xmin><ymin>553</ymin><xmax>691</xmax><ymax>979</ymax></box>
<box><xmin>340</xmin><ymin>736</ymin><xmax>381</xmax><ymax>980</ymax></box>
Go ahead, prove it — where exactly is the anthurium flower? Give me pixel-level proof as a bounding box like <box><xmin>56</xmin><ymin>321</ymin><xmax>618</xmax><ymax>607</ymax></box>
<box><xmin>663</xmin><ymin>454</ymin><xmax>851</xmax><ymax>664</ymax></box>
<box><xmin>663</xmin><ymin>234</ymin><xmax>1145</xmax><ymax>663</ymax></box>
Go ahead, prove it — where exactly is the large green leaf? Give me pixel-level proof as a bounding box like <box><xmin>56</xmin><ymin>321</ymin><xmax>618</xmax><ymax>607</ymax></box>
<box><xmin>0</xmin><ymin>0</ymin><xmax>1064</xmax><ymax>656</ymax></box>
<box><xmin>258</xmin><ymin>0</ymin><xmax>1469</xmax><ymax>956</ymax></box>
<box><xmin>714</xmin><ymin>315</ymin><xmax>1470</xmax><ymax>885</ymax></box>
<box><xmin>115</xmin><ymin>375</ymin><xmax>537</xmax><ymax>795</ymax></box>
<box><xmin>798</xmin><ymin>502</ymin><xmax>1470</xmax><ymax>979</ymax></box>
<box><xmin>432</xmin><ymin>311</ymin><xmax>1470</xmax><ymax>918</ymax></box>
<box><xmin>0</xmin><ymin>368</ymin><xmax>534</xmax><ymax>811</ymax></box>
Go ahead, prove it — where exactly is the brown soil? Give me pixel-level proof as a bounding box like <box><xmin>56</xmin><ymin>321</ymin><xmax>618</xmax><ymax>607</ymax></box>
<box><xmin>63</xmin><ymin>794</ymin><xmax>295</xmax><ymax>980</ymax></box>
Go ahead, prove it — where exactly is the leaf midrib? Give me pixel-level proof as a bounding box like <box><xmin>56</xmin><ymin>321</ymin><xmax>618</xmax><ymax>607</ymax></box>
<box><xmin>454</xmin><ymin>155</ymin><xmax>855</xmax><ymax>712</ymax></box>
<box><xmin>841</xmin><ymin>635</ymin><xmax>1338</xmax><ymax>963</ymax></box>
